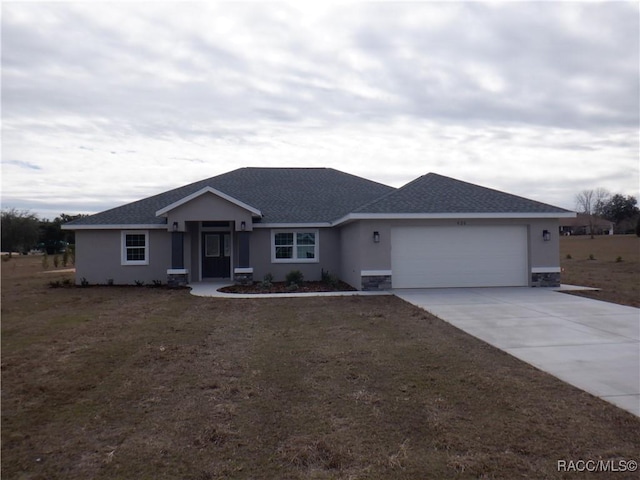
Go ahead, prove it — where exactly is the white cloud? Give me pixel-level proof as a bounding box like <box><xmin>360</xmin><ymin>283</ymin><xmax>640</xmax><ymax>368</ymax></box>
<box><xmin>1</xmin><ymin>1</ymin><xmax>638</xmax><ymax>219</ymax></box>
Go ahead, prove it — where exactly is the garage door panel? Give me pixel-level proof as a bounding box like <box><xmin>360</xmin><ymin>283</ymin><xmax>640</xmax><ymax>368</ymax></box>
<box><xmin>391</xmin><ymin>226</ymin><xmax>528</xmax><ymax>288</ymax></box>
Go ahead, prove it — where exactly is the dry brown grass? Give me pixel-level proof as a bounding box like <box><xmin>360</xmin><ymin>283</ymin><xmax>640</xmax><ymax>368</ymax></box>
<box><xmin>2</xmin><ymin>255</ymin><xmax>639</xmax><ymax>479</ymax></box>
<box><xmin>560</xmin><ymin>235</ymin><xmax>640</xmax><ymax>307</ymax></box>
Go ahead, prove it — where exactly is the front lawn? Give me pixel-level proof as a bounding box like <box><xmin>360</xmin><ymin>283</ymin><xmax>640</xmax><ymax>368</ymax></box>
<box><xmin>2</xmin><ymin>256</ymin><xmax>638</xmax><ymax>479</ymax></box>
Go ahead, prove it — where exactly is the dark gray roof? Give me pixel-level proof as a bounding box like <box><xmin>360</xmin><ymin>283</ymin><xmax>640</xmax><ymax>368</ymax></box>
<box><xmin>66</xmin><ymin>169</ymin><xmax>571</xmax><ymax>228</ymax></box>
<box><xmin>66</xmin><ymin>167</ymin><xmax>395</xmax><ymax>226</ymax></box>
<box><xmin>354</xmin><ymin>173</ymin><xmax>572</xmax><ymax>214</ymax></box>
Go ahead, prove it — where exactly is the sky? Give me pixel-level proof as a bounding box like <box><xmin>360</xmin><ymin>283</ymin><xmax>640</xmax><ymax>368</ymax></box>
<box><xmin>2</xmin><ymin>1</ymin><xmax>639</xmax><ymax>220</ymax></box>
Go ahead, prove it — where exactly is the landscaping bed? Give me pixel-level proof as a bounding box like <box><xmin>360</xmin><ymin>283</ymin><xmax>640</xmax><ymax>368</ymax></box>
<box><xmin>219</xmin><ymin>280</ymin><xmax>356</xmax><ymax>294</ymax></box>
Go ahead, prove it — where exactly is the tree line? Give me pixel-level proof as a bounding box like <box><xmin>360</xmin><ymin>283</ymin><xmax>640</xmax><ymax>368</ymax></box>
<box><xmin>1</xmin><ymin>209</ymin><xmax>87</xmax><ymax>255</ymax></box>
<box><xmin>575</xmin><ymin>189</ymin><xmax>639</xmax><ymax>237</ymax></box>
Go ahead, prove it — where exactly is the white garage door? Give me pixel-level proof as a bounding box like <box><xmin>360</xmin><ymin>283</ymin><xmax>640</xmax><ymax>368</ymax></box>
<box><xmin>391</xmin><ymin>225</ymin><xmax>528</xmax><ymax>288</ymax></box>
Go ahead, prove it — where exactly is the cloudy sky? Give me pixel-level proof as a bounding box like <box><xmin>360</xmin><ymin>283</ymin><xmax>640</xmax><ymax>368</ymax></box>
<box><xmin>2</xmin><ymin>1</ymin><xmax>638</xmax><ymax>219</ymax></box>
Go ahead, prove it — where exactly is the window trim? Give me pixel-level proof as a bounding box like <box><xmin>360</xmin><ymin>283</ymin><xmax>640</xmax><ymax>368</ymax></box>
<box><xmin>121</xmin><ymin>230</ymin><xmax>149</xmax><ymax>266</ymax></box>
<box><xmin>271</xmin><ymin>229</ymin><xmax>319</xmax><ymax>263</ymax></box>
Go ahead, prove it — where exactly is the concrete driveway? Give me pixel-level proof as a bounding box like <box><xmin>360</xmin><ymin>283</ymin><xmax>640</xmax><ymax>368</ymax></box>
<box><xmin>394</xmin><ymin>287</ymin><xmax>640</xmax><ymax>417</ymax></box>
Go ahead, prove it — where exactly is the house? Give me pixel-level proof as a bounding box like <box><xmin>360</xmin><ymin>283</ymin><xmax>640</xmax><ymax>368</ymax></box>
<box><xmin>63</xmin><ymin>167</ymin><xmax>576</xmax><ymax>289</ymax></box>
<box><xmin>560</xmin><ymin>213</ymin><xmax>614</xmax><ymax>236</ymax></box>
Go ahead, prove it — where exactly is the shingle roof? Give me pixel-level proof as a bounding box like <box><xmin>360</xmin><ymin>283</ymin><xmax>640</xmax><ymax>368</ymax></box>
<box><xmin>66</xmin><ymin>169</ymin><xmax>572</xmax><ymax>228</ymax></box>
<box><xmin>354</xmin><ymin>173</ymin><xmax>572</xmax><ymax>214</ymax></box>
<box><xmin>65</xmin><ymin>167</ymin><xmax>395</xmax><ymax>226</ymax></box>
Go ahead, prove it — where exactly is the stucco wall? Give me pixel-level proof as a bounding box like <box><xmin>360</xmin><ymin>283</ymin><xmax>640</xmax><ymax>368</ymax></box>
<box><xmin>166</xmin><ymin>193</ymin><xmax>254</xmax><ymax>231</ymax></box>
<box><xmin>527</xmin><ymin>218</ymin><xmax>561</xmax><ymax>269</ymax></box>
<box><xmin>338</xmin><ymin>222</ymin><xmax>363</xmax><ymax>289</ymax></box>
<box><xmin>75</xmin><ymin>229</ymin><xmax>170</xmax><ymax>285</ymax></box>
<box><xmin>249</xmin><ymin>228</ymin><xmax>340</xmax><ymax>283</ymax></box>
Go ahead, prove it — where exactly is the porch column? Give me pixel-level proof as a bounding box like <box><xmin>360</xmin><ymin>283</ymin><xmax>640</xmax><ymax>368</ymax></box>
<box><xmin>167</xmin><ymin>231</ymin><xmax>188</xmax><ymax>287</ymax></box>
<box><xmin>171</xmin><ymin>231</ymin><xmax>184</xmax><ymax>269</ymax></box>
<box><xmin>238</xmin><ymin>231</ymin><xmax>250</xmax><ymax>267</ymax></box>
<box><xmin>234</xmin><ymin>231</ymin><xmax>253</xmax><ymax>285</ymax></box>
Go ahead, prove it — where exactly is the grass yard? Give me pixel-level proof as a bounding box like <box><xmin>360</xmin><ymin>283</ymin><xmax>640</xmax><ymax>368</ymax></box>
<box><xmin>2</xmin><ymin>255</ymin><xmax>639</xmax><ymax>479</ymax></box>
<box><xmin>560</xmin><ymin>234</ymin><xmax>640</xmax><ymax>307</ymax></box>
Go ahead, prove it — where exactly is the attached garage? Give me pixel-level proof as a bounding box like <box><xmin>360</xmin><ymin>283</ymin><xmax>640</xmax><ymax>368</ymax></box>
<box><xmin>391</xmin><ymin>225</ymin><xmax>529</xmax><ymax>288</ymax></box>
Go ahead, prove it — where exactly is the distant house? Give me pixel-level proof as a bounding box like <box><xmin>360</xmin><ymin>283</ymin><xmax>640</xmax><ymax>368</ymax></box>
<box><xmin>560</xmin><ymin>213</ymin><xmax>614</xmax><ymax>236</ymax></box>
<box><xmin>63</xmin><ymin>168</ymin><xmax>575</xmax><ymax>289</ymax></box>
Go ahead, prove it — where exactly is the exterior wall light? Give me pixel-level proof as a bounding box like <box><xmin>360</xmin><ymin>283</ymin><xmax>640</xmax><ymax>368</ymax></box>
<box><xmin>542</xmin><ymin>229</ymin><xmax>551</xmax><ymax>241</ymax></box>
<box><xmin>373</xmin><ymin>231</ymin><xmax>380</xmax><ymax>243</ymax></box>
<box><xmin>172</xmin><ymin>221</ymin><xmax>179</xmax><ymax>232</ymax></box>
<box><xmin>240</xmin><ymin>221</ymin><xmax>246</xmax><ymax>231</ymax></box>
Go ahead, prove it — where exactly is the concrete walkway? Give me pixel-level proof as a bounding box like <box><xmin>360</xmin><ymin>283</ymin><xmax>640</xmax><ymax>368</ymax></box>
<box><xmin>394</xmin><ymin>287</ymin><xmax>640</xmax><ymax>417</ymax></box>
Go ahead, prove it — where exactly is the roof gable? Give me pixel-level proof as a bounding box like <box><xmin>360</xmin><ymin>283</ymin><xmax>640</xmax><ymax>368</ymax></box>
<box><xmin>353</xmin><ymin>173</ymin><xmax>573</xmax><ymax>215</ymax></box>
<box><xmin>155</xmin><ymin>186</ymin><xmax>262</xmax><ymax>218</ymax></box>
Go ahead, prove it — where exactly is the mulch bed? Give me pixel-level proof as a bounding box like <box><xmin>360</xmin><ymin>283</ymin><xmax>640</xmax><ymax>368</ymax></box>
<box><xmin>219</xmin><ymin>281</ymin><xmax>356</xmax><ymax>294</ymax></box>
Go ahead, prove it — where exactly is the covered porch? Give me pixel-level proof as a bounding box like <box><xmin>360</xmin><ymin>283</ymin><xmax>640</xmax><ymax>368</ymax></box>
<box><xmin>155</xmin><ymin>186</ymin><xmax>262</xmax><ymax>287</ymax></box>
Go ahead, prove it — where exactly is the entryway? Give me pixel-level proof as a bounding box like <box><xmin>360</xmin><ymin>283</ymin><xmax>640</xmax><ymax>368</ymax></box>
<box><xmin>202</xmin><ymin>232</ymin><xmax>231</xmax><ymax>278</ymax></box>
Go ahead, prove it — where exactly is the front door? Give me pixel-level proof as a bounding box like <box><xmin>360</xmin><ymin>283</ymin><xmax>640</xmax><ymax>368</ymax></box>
<box><xmin>202</xmin><ymin>232</ymin><xmax>231</xmax><ymax>278</ymax></box>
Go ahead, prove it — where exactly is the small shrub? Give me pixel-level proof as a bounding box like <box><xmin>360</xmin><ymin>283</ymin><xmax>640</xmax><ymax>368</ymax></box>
<box><xmin>107</xmin><ymin>278</ymin><xmax>114</xmax><ymax>286</ymax></box>
<box><xmin>62</xmin><ymin>278</ymin><xmax>72</xmax><ymax>286</ymax></box>
<box><xmin>80</xmin><ymin>277</ymin><xmax>89</xmax><ymax>287</ymax></box>
<box><xmin>68</xmin><ymin>245</ymin><xmax>76</xmax><ymax>265</ymax></box>
<box><xmin>616</xmin><ymin>256</ymin><xmax>623</xmax><ymax>263</ymax></box>
<box><xmin>49</xmin><ymin>280</ymin><xmax>61</xmax><ymax>288</ymax></box>
<box><xmin>152</xmin><ymin>280</ymin><xmax>163</xmax><ymax>287</ymax></box>
<box><xmin>62</xmin><ymin>249</ymin><xmax>69</xmax><ymax>267</ymax></box>
<box><xmin>285</xmin><ymin>270</ymin><xmax>304</xmax><ymax>287</ymax></box>
<box><xmin>263</xmin><ymin>273</ymin><xmax>274</xmax><ymax>284</ymax></box>
<box><xmin>321</xmin><ymin>269</ymin><xmax>340</xmax><ymax>289</ymax></box>
<box><xmin>286</xmin><ymin>283</ymin><xmax>299</xmax><ymax>292</ymax></box>
<box><xmin>134</xmin><ymin>280</ymin><xmax>145</xmax><ymax>287</ymax></box>
<box><xmin>53</xmin><ymin>255</ymin><xmax>60</xmax><ymax>268</ymax></box>
<box><xmin>588</xmin><ymin>254</ymin><xmax>596</xmax><ymax>260</ymax></box>
<box><xmin>42</xmin><ymin>253</ymin><xmax>49</xmax><ymax>270</ymax></box>
<box><xmin>565</xmin><ymin>254</ymin><xmax>572</xmax><ymax>259</ymax></box>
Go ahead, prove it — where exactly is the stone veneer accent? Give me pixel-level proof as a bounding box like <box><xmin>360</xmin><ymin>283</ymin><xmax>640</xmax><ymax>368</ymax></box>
<box><xmin>234</xmin><ymin>268</ymin><xmax>254</xmax><ymax>286</ymax></box>
<box><xmin>361</xmin><ymin>270</ymin><xmax>392</xmax><ymax>291</ymax></box>
<box><xmin>531</xmin><ymin>271</ymin><xmax>561</xmax><ymax>287</ymax></box>
<box><xmin>167</xmin><ymin>269</ymin><xmax>189</xmax><ymax>288</ymax></box>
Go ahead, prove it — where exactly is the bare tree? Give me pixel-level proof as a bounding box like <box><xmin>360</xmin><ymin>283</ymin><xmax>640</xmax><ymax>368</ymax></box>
<box><xmin>575</xmin><ymin>188</ymin><xmax>610</xmax><ymax>238</ymax></box>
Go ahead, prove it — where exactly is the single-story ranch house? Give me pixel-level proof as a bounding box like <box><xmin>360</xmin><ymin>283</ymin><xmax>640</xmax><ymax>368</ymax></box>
<box><xmin>63</xmin><ymin>167</ymin><xmax>576</xmax><ymax>289</ymax></box>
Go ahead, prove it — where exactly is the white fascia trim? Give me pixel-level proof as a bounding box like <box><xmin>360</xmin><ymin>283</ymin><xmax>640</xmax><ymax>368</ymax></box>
<box><xmin>333</xmin><ymin>211</ymin><xmax>576</xmax><ymax>225</ymax></box>
<box><xmin>62</xmin><ymin>224</ymin><xmax>167</xmax><ymax>230</ymax></box>
<box><xmin>531</xmin><ymin>267</ymin><xmax>561</xmax><ymax>273</ymax></box>
<box><xmin>361</xmin><ymin>270</ymin><xmax>392</xmax><ymax>276</ymax></box>
<box><xmin>155</xmin><ymin>186</ymin><xmax>262</xmax><ymax>217</ymax></box>
<box><xmin>254</xmin><ymin>222</ymin><xmax>331</xmax><ymax>228</ymax></box>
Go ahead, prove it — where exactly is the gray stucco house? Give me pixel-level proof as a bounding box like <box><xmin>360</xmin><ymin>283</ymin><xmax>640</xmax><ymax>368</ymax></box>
<box><xmin>63</xmin><ymin>167</ymin><xmax>575</xmax><ymax>289</ymax></box>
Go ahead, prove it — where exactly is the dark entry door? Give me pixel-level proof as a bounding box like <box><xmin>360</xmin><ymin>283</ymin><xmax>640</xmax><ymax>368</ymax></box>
<box><xmin>202</xmin><ymin>232</ymin><xmax>231</xmax><ymax>278</ymax></box>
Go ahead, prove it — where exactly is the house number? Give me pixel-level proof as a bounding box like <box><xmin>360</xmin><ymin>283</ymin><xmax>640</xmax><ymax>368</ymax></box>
<box><xmin>456</xmin><ymin>221</ymin><xmax>467</xmax><ymax>226</ymax></box>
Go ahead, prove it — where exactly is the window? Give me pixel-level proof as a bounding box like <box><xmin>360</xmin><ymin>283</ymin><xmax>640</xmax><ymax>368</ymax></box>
<box><xmin>121</xmin><ymin>231</ymin><xmax>149</xmax><ymax>265</ymax></box>
<box><xmin>272</xmin><ymin>230</ymin><xmax>318</xmax><ymax>263</ymax></box>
